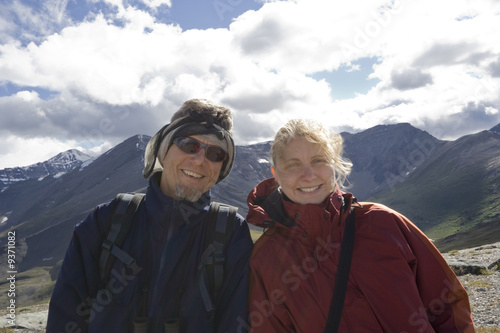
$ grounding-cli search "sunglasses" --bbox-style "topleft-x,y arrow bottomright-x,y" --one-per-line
173,137 -> 227,162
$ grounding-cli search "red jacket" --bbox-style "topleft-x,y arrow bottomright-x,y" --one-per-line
247,178 -> 474,333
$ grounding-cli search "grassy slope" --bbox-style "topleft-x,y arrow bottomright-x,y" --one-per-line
367,132 -> 500,251
368,165 -> 500,251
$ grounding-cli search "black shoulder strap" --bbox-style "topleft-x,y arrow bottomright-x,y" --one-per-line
324,207 -> 356,333
198,202 -> 238,313
99,192 -> 145,282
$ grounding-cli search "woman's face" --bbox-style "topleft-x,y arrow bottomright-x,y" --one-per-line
273,137 -> 335,204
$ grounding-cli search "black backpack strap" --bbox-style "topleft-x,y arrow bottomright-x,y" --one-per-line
198,202 -> 238,314
324,207 -> 356,333
99,192 -> 145,282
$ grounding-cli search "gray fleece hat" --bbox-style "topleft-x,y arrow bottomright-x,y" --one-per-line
143,100 -> 235,183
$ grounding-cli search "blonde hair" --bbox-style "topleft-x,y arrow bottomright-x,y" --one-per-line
270,119 -> 352,190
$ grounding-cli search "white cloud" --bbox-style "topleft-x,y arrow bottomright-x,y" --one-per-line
15,90 -> 40,102
0,135 -> 81,169
1,0 -> 500,168
486,106 -> 499,115
0,0 -> 73,44
141,0 -> 172,9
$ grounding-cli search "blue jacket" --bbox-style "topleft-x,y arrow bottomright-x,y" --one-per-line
47,173 -> 253,333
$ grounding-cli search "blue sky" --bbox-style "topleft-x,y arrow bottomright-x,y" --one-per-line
1,0 -> 500,168
310,57 -> 381,100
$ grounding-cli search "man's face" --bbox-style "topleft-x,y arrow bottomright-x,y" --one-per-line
160,135 -> 224,202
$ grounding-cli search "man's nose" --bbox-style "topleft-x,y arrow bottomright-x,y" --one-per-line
190,148 -> 207,163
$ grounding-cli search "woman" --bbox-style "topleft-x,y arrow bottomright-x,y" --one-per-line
246,119 -> 474,332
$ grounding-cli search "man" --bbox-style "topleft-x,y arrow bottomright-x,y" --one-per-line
46,99 -> 253,332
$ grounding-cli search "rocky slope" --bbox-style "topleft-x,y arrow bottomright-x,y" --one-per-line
442,242 -> 500,328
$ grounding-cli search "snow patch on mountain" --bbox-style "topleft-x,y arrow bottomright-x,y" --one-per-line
0,149 -> 93,190
79,156 -> 97,171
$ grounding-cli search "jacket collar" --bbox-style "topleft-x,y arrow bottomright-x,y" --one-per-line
247,177 -> 351,233
145,172 -> 211,229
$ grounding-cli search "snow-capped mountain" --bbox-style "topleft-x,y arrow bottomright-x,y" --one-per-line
0,149 -> 93,191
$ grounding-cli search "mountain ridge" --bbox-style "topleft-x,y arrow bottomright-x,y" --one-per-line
369,129 -> 500,239
0,122 -> 499,275
0,149 -> 93,192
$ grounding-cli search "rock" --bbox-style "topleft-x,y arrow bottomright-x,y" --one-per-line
488,258 -> 500,270
446,258 -> 489,275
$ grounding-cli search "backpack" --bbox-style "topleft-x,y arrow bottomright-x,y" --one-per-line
99,192 -> 238,317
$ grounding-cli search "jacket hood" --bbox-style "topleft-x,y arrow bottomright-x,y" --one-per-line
246,177 -> 351,230
246,177 -> 287,229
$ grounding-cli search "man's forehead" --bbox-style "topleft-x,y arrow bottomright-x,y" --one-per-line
190,134 -> 225,148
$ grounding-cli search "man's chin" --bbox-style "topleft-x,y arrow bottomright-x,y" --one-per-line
174,184 -> 203,202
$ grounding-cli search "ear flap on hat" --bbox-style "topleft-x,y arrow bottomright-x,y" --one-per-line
217,131 -> 234,183
143,123 -> 169,179
142,116 -> 192,179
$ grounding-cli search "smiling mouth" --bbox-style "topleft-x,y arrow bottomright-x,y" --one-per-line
299,185 -> 320,193
183,169 -> 203,179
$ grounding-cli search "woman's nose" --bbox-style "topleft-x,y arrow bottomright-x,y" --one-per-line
301,165 -> 315,179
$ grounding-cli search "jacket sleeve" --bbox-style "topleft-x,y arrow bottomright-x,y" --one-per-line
248,266 -> 292,332
46,202 -> 114,333
215,214 -> 254,333
398,213 -> 475,332
357,204 -> 475,333
247,235 -> 293,333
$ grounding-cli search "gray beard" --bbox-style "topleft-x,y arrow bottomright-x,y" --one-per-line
174,183 -> 202,202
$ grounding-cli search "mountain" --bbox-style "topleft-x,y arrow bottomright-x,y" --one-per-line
342,123 -> 446,200
369,128 -> 500,245
491,123 -> 500,134
0,149 -> 92,191
211,141 -> 273,209
0,135 -> 151,270
0,123 -> 499,277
